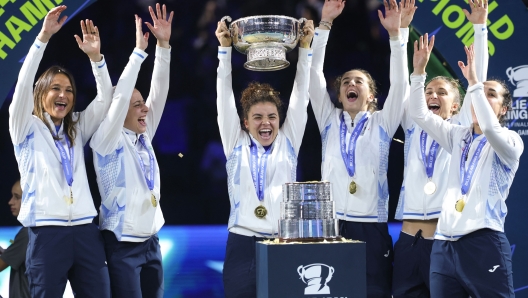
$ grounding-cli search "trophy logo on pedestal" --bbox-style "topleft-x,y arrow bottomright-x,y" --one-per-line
220,15 -> 306,71
297,263 -> 335,295
506,65 -> 528,97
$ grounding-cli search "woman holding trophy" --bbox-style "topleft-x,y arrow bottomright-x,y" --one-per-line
309,0 -> 410,296
215,17 -> 314,297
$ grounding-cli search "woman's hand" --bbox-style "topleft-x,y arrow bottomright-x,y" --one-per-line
300,20 -> 315,49
216,21 -> 232,47
464,0 -> 488,25
320,0 -> 345,29
400,0 -> 417,28
74,19 -> 102,62
378,0 -> 401,38
145,3 -> 173,49
413,33 -> 435,75
37,5 -> 68,43
459,44 -> 478,87
135,14 -> 149,51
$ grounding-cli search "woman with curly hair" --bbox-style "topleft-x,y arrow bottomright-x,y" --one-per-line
215,18 -> 314,297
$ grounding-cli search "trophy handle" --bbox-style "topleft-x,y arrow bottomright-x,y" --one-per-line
298,17 -> 307,38
220,16 -> 234,38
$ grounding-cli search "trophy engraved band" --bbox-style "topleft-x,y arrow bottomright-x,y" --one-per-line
221,15 -> 306,71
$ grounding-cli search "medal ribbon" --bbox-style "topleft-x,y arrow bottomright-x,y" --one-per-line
250,140 -> 272,202
420,130 -> 440,179
340,113 -> 368,177
52,132 -> 74,187
459,136 -> 487,196
136,135 -> 156,191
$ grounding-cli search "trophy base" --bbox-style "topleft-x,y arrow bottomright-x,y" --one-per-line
245,43 -> 289,71
278,236 -> 343,243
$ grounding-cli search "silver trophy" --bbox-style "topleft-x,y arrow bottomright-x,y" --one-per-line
220,15 -> 306,71
279,181 -> 340,241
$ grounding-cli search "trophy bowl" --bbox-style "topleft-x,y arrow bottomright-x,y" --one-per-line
221,15 -> 306,71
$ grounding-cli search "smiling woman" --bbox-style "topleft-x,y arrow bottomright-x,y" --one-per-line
8,5 -> 113,298
215,18 -> 314,297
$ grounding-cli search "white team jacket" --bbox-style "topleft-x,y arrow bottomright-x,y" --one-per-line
217,46 -> 312,237
91,46 -> 170,242
410,76 -> 523,240
396,24 -> 489,220
9,38 -> 112,227
309,28 -> 408,223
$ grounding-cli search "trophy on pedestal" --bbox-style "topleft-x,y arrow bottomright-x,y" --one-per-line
279,181 -> 340,242
220,15 -> 306,71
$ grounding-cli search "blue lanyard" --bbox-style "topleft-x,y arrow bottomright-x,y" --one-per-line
339,112 -> 368,177
420,130 -> 440,179
135,135 -> 156,191
250,140 -> 272,201
459,136 -> 487,196
52,131 -> 74,187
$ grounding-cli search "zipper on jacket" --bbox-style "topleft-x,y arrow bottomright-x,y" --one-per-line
68,190 -> 73,226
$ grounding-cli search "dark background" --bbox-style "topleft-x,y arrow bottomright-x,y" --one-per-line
1,0 -> 410,226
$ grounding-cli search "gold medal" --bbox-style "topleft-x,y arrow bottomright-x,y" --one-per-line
151,193 -> 157,207
424,181 -> 436,195
349,181 -> 357,194
455,198 -> 465,212
254,205 -> 267,219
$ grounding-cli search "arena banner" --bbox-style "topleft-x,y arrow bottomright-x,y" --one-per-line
412,0 -> 528,294
0,0 -> 96,108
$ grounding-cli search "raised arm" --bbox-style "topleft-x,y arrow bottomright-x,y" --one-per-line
399,0 -> 415,130
9,6 -> 67,145
377,0 -> 409,137
144,3 -> 173,138
462,45 -> 523,167
216,20 -> 240,157
75,19 -> 113,144
410,34 -> 455,152
90,15 -> 149,156
309,0 -> 345,132
457,0 -> 489,126
281,20 -> 314,153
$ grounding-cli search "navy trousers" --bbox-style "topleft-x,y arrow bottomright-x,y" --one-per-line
26,224 -> 111,298
223,232 -> 266,298
101,230 -> 164,298
430,228 -> 514,298
392,230 -> 433,298
339,221 -> 393,298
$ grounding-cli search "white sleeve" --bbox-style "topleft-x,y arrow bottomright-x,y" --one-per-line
90,48 -> 148,155
399,27 -> 413,130
217,47 -> 241,157
457,24 -> 489,126
9,39 -> 47,145
470,83 -> 523,167
145,46 -> 171,139
309,29 -> 336,132
409,74 -> 455,153
77,55 -> 113,145
281,47 -> 312,154
377,35 -> 409,137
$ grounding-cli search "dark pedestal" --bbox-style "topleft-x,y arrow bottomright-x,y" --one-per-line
256,241 -> 366,298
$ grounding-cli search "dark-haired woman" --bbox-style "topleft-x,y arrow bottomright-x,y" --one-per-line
9,6 -> 111,297
215,19 -> 314,297
393,1 -> 489,296
309,0 -> 409,296
411,30 -> 522,297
